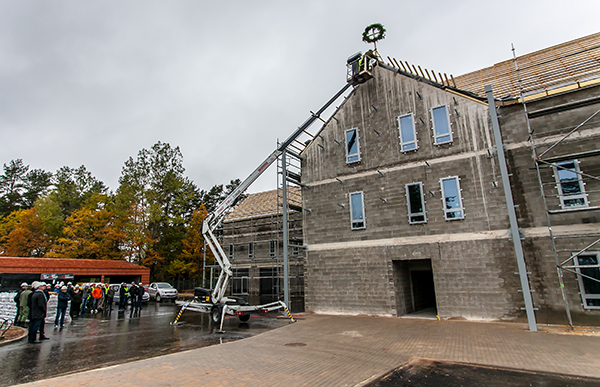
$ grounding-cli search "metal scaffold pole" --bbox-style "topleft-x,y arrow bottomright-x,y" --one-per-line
281,149 -> 290,308
486,85 -> 538,332
511,45 -> 574,328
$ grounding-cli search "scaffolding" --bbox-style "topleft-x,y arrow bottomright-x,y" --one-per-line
513,43 -> 600,328
220,184 -> 305,311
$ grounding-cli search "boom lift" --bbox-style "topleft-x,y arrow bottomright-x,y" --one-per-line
172,52 -> 375,332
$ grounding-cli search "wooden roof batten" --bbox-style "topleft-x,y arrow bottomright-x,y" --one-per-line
381,59 -> 487,105
451,32 -> 600,101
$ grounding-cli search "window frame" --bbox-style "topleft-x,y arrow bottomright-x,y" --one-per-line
349,191 -> 366,230
574,252 -> 600,310
248,242 -> 254,259
345,128 -> 361,164
269,240 -> 277,258
405,182 -> 427,224
440,176 -> 465,220
431,105 -> 453,145
553,159 -> 589,209
398,113 -> 418,152
231,268 -> 249,296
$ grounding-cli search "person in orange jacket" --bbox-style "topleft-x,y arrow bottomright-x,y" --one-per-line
91,284 -> 103,313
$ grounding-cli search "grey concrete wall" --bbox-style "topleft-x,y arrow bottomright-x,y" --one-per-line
305,239 -> 520,320
302,64 -> 600,323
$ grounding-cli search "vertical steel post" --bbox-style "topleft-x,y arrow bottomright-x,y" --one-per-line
510,46 -> 574,328
281,150 -> 290,308
485,85 -> 537,331
202,243 -> 206,288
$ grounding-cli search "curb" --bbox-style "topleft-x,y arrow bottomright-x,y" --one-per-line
0,326 -> 28,347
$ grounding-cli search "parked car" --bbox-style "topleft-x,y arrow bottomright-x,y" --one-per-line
110,284 -> 149,305
147,282 -> 178,302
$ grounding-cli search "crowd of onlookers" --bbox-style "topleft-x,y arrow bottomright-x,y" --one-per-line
12,281 -> 146,344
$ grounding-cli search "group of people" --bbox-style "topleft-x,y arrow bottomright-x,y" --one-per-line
12,280 -> 146,344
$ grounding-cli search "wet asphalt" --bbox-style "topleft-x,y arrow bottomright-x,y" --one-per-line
0,302 -> 288,386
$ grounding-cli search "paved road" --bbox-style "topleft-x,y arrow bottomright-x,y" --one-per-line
0,302 -> 287,386
14,314 -> 600,387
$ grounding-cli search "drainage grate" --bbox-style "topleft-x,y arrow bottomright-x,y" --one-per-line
284,342 -> 307,347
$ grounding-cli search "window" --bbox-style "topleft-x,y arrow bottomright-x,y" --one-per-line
248,242 -> 254,259
345,128 -> 361,163
398,113 -> 418,152
431,105 -> 452,145
228,244 -> 234,260
232,268 -> 249,295
269,240 -> 276,257
440,176 -> 464,220
554,160 -> 588,209
349,191 -> 366,229
292,245 -> 299,256
405,182 -> 427,224
574,253 -> 600,309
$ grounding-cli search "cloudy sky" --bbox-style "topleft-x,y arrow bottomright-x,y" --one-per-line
1,1 -> 599,195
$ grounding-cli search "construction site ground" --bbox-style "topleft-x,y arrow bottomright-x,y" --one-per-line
17,313 -> 600,387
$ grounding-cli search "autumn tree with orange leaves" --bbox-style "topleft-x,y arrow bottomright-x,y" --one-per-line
0,145 -> 242,286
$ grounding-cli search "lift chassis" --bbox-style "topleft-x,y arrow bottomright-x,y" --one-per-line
172,52 -> 374,331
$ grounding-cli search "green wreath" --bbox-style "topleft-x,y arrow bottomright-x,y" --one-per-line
362,23 -> 386,43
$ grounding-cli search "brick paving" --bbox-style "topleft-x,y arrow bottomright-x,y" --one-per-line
19,314 -> 600,386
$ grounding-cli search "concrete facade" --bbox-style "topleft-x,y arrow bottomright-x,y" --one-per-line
301,57 -> 600,324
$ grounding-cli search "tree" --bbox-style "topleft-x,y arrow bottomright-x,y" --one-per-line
22,169 -> 53,208
200,178 -> 244,213
117,141 -> 201,280
4,208 -> 51,257
51,165 -> 107,219
181,204 -> 214,285
0,209 -> 23,255
35,195 -> 65,243
0,159 -> 53,217
0,159 -> 28,215
50,193 -> 123,260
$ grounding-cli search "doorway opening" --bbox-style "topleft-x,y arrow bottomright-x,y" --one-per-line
393,259 -> 437,317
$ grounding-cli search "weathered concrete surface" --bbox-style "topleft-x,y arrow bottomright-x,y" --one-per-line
17,314 -> 600,387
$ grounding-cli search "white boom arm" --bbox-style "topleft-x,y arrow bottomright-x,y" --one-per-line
202,150 -> 281,302
202,82 -> 353,304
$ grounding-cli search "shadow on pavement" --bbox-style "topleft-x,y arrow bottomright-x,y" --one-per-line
374,358 -> 600,387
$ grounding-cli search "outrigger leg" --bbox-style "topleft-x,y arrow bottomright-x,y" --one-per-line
170,300 -> 192,325
215,300 -> 295,334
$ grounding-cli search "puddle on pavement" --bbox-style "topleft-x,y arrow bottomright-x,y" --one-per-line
0,303 -> 287,386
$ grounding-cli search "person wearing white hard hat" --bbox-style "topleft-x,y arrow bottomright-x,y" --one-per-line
55,286 -> 71,327
28,282 -> 49,343
39,283 -> 50,339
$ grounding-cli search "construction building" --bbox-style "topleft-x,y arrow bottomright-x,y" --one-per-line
222,187 -> 305,312
300,32 -> 600,326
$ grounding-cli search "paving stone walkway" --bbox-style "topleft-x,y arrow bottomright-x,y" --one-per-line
19,314 -> 600,387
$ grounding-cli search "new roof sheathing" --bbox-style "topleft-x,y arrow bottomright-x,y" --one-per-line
223,187 -> 302,222
452,32 -> 600,100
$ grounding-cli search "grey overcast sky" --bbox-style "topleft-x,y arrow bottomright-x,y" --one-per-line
1,1 -> 599,195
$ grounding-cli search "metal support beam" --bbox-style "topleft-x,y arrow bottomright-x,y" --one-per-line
486,85 -> 538,332
281,150 -> 291,309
